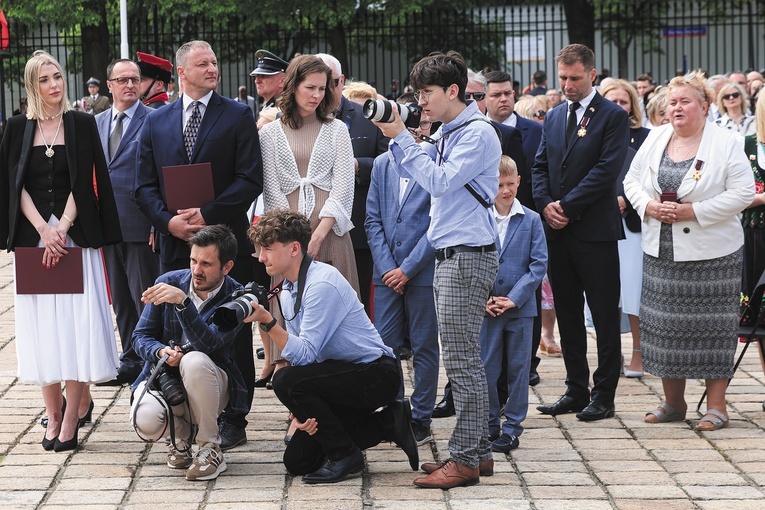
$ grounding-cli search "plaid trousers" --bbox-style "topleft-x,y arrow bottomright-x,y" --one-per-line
433,250 -> 498,468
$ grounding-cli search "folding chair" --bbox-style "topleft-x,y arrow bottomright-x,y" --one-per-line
695,269 -> 765,415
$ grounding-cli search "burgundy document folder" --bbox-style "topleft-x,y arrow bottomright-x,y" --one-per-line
162,162 -> 215,213
15,247 -> 84,294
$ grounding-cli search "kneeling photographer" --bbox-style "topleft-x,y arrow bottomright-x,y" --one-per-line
129,225 -> 246,482
244,209 -> 419,485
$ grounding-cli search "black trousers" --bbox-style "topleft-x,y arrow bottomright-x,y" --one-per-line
162,254 -> 255,428
546,231 -> 621,404
273,356 -> 400,465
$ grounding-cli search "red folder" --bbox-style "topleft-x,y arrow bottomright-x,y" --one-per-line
162,162 -> 215,213
15,247 -> 84,294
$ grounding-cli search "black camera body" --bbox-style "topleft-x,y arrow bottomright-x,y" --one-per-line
153,339 -> 192,407
212,282 -> 270,332
363,99 -> 422,129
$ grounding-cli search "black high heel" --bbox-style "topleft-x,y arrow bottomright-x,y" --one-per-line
42,432 -> 57,451
77,400 -> 94,428
53,427 -> 78,452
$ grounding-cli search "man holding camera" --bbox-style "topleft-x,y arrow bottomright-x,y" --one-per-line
246,209 -> 418,485
372,51 -> 501,489
130,225 -> 247,481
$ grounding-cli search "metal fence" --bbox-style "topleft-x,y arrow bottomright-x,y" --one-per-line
1,1 -> 762,118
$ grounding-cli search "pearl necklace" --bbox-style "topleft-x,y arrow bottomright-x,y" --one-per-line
38,114 -> 63,158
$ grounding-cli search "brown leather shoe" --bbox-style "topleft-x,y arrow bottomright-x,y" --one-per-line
421,458 -> 494,476
413,459 -> 479,488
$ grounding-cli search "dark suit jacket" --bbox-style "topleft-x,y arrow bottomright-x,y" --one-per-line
616,147 -> 640,233
531,92 -> 629,242
629,126 -> 649,152
335,97 -> 389,249
0,111 -> 122,250
514,114 -> 543,174
96,103 -> 153,243
493,120 -> 534,211
135,92 -> 263,264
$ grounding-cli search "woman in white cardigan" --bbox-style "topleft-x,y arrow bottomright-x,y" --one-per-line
257,55 -> 359,383
623,73 -> 754,432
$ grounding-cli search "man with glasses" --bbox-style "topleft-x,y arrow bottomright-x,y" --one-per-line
96,59 -> 160,386
431,69 -> 531,420
316,53 -> 388,318
373,51 -> 501,489
137,51 -> 173,109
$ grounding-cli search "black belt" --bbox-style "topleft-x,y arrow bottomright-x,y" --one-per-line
435,244 -> 496,261
371,356 -> 398,367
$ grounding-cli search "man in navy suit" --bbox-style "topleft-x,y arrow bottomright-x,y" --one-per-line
96,59 -> 160,385
135,40 -> 263,449
531,44 -> 629,422
317,53 -> 389,317
366,93 -> 438,445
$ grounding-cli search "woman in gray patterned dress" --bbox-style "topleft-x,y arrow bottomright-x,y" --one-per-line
623,73 -> 754,431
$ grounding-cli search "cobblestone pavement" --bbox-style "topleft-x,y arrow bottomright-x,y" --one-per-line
1,251 -> 765,509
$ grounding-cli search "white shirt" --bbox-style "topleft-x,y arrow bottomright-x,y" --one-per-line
494,199 -> 524,248
182,91 -> 213,130
188,278 -> 224,312
567,88 -> 597,125
108,100 -> 140,136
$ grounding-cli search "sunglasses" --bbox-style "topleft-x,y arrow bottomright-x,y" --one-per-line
465,92 -> 486,101
332,78 -> 341,87
722,92 -> 741,100
533,110 -> 546,119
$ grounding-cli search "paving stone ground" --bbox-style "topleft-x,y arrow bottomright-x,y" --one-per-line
1,250 -> 764,508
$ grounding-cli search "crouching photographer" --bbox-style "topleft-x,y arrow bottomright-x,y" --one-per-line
129,225 -> 246,481
244,209 -> 419,485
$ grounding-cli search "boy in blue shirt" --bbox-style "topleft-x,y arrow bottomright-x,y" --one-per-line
480,156 -> 548,452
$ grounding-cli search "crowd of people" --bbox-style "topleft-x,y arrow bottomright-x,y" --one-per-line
1,40 -> 763,490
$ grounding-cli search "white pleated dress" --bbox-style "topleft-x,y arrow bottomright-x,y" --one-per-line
15,215 -> 118,386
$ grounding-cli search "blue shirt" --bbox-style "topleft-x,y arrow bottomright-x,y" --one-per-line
280,261 -> 395,366
389,101 -> 501,249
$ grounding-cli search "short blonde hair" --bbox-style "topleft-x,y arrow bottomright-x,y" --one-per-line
601,79 -> 643,129
498,155 -> 518,178
716,82 -> 748,118
24,50 -> 72,120
342,80 -> 377,103
646,86 -> 669,125
667,72 -> 714,116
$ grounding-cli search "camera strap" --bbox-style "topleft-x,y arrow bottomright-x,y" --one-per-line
419,117 -> 501,209
276,253 -> 313,322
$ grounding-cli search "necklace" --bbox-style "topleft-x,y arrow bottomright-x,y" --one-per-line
672,135 -> 702,161
38,115 -> 63,158
43,112 -> 61,121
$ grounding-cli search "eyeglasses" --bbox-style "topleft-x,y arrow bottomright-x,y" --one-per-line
465,92 -> 486,101
414,87 -> 446,103
722,92 -> 741,100
418,120 -> 432,130
533,110 -> 546,119
332,78 -> 341,87
108,77 -> 141,86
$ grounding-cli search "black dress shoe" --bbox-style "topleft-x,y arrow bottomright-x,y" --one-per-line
529,369 -> 540,387
219,421 -> 247,450
42,432 -> 57,451
537,395 -> 588,416
576,400 -> 615,421
53,428 -> 78,452
302,448 -> 364,484
77,400 -> 94,429
253,376 -> 271,388
432,396 -> 455,418
256,347 -> 265,360
388,399 -> 419,470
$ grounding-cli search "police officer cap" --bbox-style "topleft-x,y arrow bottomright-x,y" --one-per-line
136,51 -> 173,84
250,49 -> 289,76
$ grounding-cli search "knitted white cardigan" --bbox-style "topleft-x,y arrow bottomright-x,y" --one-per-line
260,118 -> 355,236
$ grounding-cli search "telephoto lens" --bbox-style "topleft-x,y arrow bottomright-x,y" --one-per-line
363,99 -> 423,129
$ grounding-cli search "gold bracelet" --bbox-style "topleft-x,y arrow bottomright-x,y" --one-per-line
62,213 -> 74,227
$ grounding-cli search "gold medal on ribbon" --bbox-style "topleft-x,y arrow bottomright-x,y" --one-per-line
577,127 -> 587,137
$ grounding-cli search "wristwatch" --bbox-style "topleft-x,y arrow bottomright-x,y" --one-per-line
260,316 -> 278,333
176,296 -> 191,311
